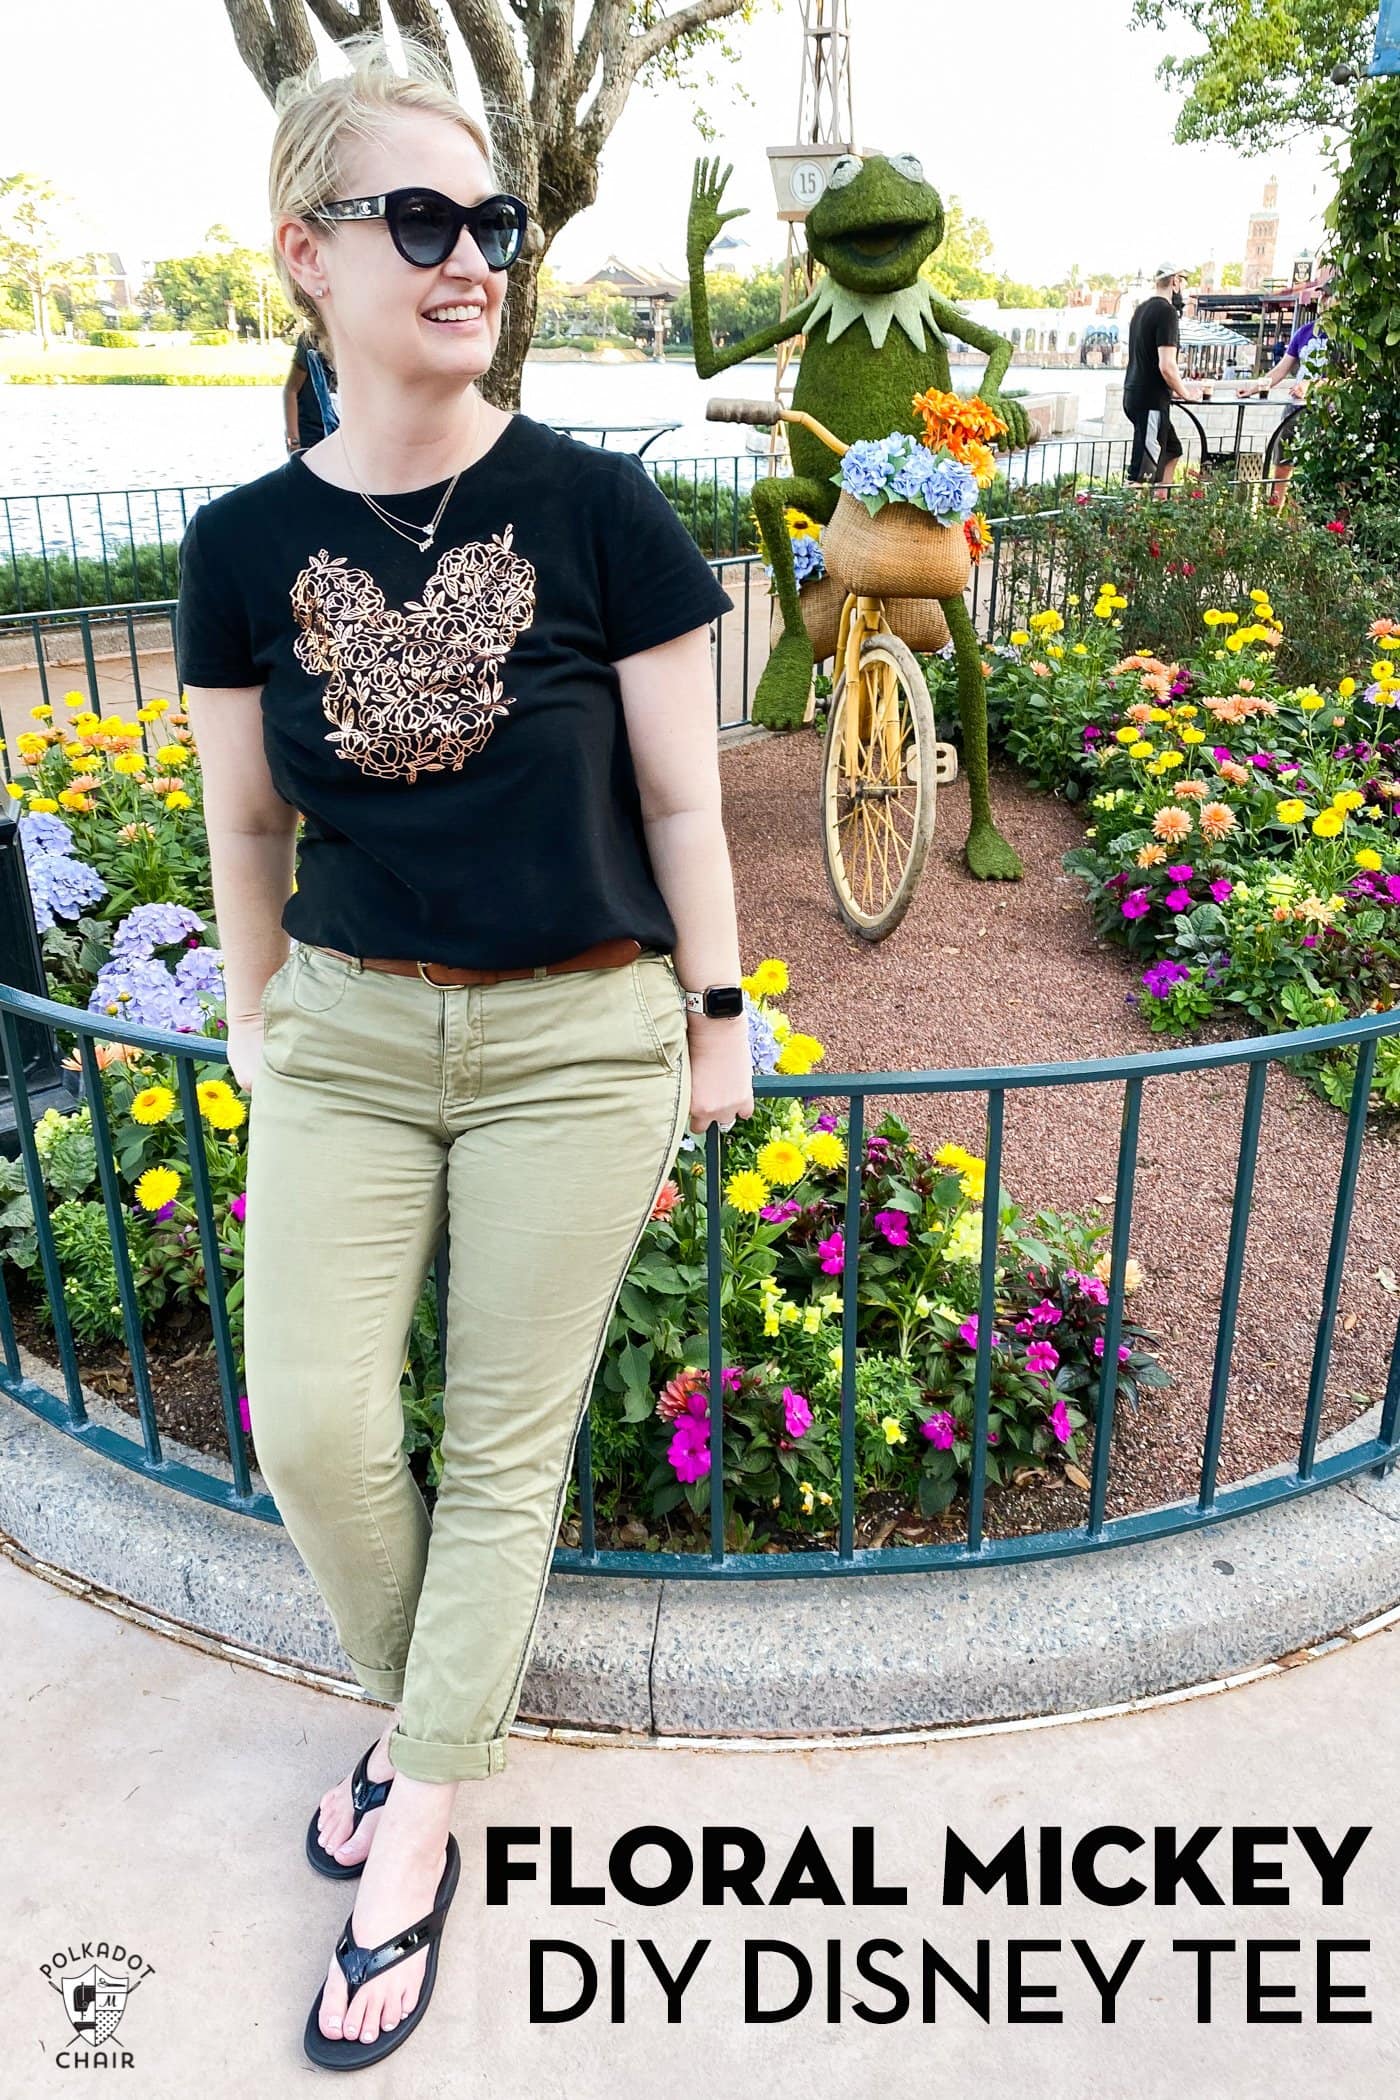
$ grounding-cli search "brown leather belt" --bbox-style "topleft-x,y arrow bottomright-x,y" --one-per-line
306,934 -> 644,988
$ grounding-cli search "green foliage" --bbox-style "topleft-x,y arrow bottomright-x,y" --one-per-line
1291,78 -> 1400,561
648,465 -> 759,556
0,539 -> 180,614
995,481 -> 1399,687
1129,0 -> 1375,153
86,329 -> 137,349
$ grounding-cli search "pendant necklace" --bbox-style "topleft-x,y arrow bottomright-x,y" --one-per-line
336,429 -> 467,553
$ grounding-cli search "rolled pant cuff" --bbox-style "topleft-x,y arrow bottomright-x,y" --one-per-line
388,1728 -> 509,1782
345,1655 -> 407,1701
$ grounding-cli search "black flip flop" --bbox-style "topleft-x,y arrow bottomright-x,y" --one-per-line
303,1832 -> 461,2071
306,1736 -> 395,1879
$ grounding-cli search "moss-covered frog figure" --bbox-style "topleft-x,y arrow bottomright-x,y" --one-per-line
687,148 -> 1029,879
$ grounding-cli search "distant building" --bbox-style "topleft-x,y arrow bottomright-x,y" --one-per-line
1242,178 -> 1280,292
572,254 -> 687,350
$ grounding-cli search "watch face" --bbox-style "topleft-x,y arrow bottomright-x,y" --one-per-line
705,985 -> 745,1019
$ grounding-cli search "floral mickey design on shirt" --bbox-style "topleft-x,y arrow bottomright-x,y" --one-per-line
289,526 -> 537,783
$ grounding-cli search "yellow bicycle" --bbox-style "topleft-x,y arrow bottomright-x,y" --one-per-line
707,397 -> 958,940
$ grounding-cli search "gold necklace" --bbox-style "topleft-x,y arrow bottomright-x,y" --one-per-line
335,430 -> 467,553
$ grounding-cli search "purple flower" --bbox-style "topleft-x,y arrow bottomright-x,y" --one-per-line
745,1000 -> 780,1075
1301,933 -> 1318,947
920,1411 -> 956,1449
1165,863 -> 1194,881
1121,888 -> 1151,920
1209,878 -> 1234,904
813,1111 -> 839,1133
760,1198 -> 802,1224
1212,746 -> 1232,763
865,1136 -> 893,1156
27,850 -> 107,935
1082,724 -> 1102,743
1141,958 -> 1191,999
1164,886 -> 1191,913
782,1385 -> 812,1438
1249,752 -> 1274,770
1014,1318 -> 1035,1338
873,1208 -> 910,1247
1048,1400 -> 1073,1445
1026,1339 -> 1060,1377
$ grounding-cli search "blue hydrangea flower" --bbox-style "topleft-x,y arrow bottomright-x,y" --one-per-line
174,945 -> 226,999
835,440 -> 893,499
921,456 -> 979,524
110,902 -> 206,960
792,535 -> 826,585
745,994 -> 779,1075
19,811 -> 75,862
87,954 -> 214,1035
27,852 -> 107,934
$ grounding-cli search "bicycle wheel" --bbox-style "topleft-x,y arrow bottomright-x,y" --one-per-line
821,628 -> 937,941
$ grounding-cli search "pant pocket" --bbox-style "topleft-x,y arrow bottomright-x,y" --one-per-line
630,954 -> 687,1073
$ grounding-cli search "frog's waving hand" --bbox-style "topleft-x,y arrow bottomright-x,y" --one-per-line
688,150 -> 1027,880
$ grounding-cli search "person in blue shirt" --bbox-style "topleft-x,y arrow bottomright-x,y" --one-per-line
1235,289 -> 1331,507
283,328 -> 340,456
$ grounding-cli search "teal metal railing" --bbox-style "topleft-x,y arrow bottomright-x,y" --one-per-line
1,975 -> 1396,1575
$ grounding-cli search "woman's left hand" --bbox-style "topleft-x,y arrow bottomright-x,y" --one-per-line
685,1020 -> 754,1136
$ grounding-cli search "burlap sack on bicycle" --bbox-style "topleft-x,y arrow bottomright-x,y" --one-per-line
823,490 -> 971,600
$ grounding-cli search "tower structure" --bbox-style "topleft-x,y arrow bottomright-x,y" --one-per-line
1242,177 -> 1280,291
763,0 -> 856,469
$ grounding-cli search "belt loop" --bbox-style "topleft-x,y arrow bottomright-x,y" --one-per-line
532,964 -> 549,981
347,952 -> 364,974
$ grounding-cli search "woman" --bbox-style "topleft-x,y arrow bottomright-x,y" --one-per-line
174,33 -> 754,2072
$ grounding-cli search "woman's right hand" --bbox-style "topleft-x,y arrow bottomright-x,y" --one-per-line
225,1014 -> 266,1098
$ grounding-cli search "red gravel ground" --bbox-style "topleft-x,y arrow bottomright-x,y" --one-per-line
718,728 -> 1400,1527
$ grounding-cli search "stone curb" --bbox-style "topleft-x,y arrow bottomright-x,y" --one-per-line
2,1342 -> 1398,1738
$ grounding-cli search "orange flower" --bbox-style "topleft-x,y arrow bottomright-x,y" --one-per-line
1236,678 -> 1255,693
1136,843 -> 1168,867
1217,760 -> 1251,788
1029,661 -> 1052,677
1173,780 -> 1208,801
650,1178 -> 681,1220
1199,801 -> 1236,841
1367,618 -> 1399,639
67,773 -> 100,792
1152,806 -> 1193,843
1126,702 -> 1156,725
656,1365 -> 707,1423
60,1041 -> 142,1074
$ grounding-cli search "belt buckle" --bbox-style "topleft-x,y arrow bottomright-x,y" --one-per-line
416,958 -> 461,987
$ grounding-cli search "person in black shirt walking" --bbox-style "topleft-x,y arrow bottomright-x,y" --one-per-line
176,29 -> 751,2074
1122,264 -> 1202,486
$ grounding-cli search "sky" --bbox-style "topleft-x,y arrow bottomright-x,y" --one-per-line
2,0 -> 1338,289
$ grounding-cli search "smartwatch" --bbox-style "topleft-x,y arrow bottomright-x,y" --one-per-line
681,983 -> 745,1019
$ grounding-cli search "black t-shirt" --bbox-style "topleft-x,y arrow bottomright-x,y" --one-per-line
1123,294 -> 1179,412
173,412 -> 734,967
291,333 -> 337,447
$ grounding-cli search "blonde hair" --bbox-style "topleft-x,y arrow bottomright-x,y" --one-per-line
268,31 -> 498,360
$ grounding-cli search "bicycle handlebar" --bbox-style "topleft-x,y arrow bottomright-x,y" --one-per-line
705,397 -> 784,425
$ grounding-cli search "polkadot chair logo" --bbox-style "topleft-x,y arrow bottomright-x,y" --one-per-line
40,1941 -> 153,2070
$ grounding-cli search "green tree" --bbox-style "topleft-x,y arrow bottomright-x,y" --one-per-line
0,172 -> 86,349
1291,74 -> 1400,560
1129,0 -> 1377,152
154,227 -> 294,337
219,0 -> 767,413
919,195 -> 998,300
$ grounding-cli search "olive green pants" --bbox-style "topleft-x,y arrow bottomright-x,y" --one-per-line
243,942 -> 691,1783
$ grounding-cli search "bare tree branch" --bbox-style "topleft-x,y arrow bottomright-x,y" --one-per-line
304,0 -> 383,40
384,0 -> 454,72
581,0 -> 748,147
222,0 -> 319,98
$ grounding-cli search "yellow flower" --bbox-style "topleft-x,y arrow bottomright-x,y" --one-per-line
1275,799 -> 1307,825
802,1305 -> 822,1335
1175,704 -> 1198,718
1147,707 -> 1170,722
774,1032 -> 824,1076
131,1085 -> 177,1124
26,796 -> 60,813
881,1416 -> 906,1445
63,690 -> 87,708
959,1157 -> 987,1202
196,1080 -> 246,1131
724,1168 -> 770,1214
1248,588 -> 1269,603
1202,609 -> 1227,627
1311,808 -> 1345,838
1157,749 -> 1184,769
1180,727 -> 1206,745
1128,740 -> 1154,759
135,1165 -> 181,1212
1339,678 -> 1356,698
146,696 -> 171,716
1218,611 -> 1240,625
803,1130 -> 846,1170
1046,643 -> 1064,659
57,789 -> 91,811
1114,725 -> 1139,745
1298,692 -> 1325,713
1010,630 -> 1031,647
756,1137 -> 806,1185
111,752 -> 146,775
1373,663 -> 1393,681
1382,636 -> 1400,651
29,704 -> 54,721
1028,608 -> 1064,634
166,790 -> 193,811
5,784 -> 24,801
935,1143 -> 971,1172
1333,788 -> 1365,812
1092,600 -> 1114,620
153,743 -> 191,768
764,1311 -> 781,1336
1356,848 -> 1384,872
750,957 -> 789,998
1072,643 -> 1088,655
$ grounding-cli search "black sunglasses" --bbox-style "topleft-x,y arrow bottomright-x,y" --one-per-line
311,186 -> 529,271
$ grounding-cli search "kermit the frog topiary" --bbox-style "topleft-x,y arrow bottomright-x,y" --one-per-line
688,148 -> 1028,879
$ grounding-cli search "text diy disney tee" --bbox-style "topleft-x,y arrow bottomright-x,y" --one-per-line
173,411 -> 734,967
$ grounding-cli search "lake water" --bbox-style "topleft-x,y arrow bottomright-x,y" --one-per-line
1,359 -> 1112,501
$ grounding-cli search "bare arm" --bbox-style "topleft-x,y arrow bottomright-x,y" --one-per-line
283,362 -> 306,447
1244,352 -> 1300,396
1157,345 -> 1198,402
182,686 -> 300,1024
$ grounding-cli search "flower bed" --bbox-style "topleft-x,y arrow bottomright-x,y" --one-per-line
982,586 -> 1400,1108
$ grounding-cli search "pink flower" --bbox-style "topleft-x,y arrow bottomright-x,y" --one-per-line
760,1198 -> 802,1223
1165,864 -> 1194,880
1070,1270 -> 1110,1306
1029,1299 -> 1062,1327
1209,878 -> 1234,904
920,1411 -> 956,1449
1026,1339 -> 1060,1377
237,1392 -> 251,1433
1092,1335 -> 1131,1362
874,1209 -> 910,1246
958,1313 -> 1003,1351
229,1192 -> 247,1224
1164,886 -> 1191,912
1121,889 -> 1150,920
668,1415 -> 711,1481
817,1230 -> 845,1274
1048,1399 -> 1073,1445
1014,1318 -> 1035,1338
782,1385 -> 812,1438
